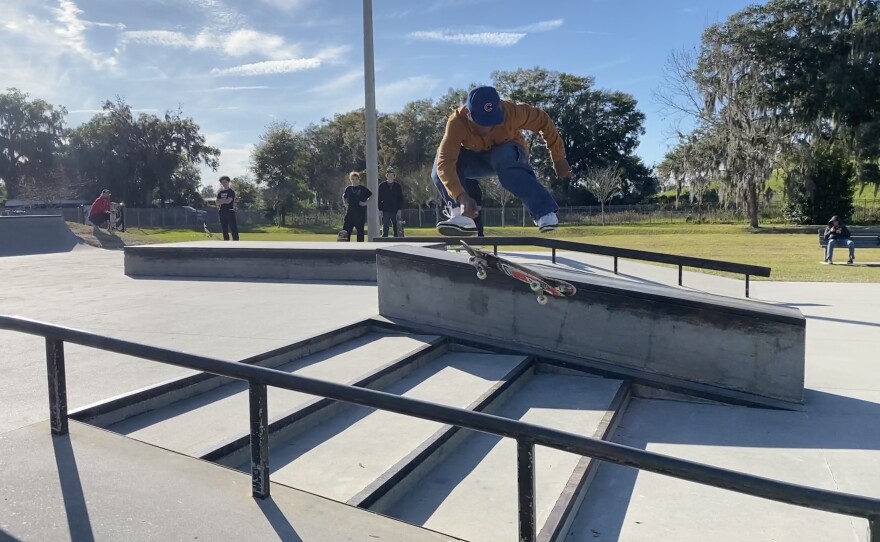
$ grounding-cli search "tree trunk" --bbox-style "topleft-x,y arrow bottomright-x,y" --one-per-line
501,203 -> 506,227
747,180 -> 759,228
600,201 -> 606,226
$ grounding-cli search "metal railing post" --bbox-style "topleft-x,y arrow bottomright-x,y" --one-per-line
868,517 -> 878,542
613,256 -> 619,275
494,245 -> 498,256
517,439 -> 536,542
745,275 -> 750,298
45,338 -> 68,435
552,247 -> 557,264
249,382 -> 270,499
678,265 -> 683,286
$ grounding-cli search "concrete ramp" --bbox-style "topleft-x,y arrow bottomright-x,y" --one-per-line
0,215 -> 84,257
376,245 -> 807,408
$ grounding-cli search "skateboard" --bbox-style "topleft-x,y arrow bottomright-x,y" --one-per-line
337,230 -> 350,242
460,241 -> 577,305
203,222 -> 215,238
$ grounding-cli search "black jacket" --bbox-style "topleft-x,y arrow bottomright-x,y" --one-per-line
378,181 -> 404,213
824,216 -> 851,240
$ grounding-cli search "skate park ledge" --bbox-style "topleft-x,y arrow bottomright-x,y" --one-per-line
123,241 -> 444,281
376,245 -> 806,407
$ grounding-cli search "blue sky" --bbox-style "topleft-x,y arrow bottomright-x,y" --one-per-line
2,0 -> 757,185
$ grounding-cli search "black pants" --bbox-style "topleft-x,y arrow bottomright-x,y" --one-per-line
382,212 -> 400,237
463,179 -> 485,237
343,214 -> 366,242
219,209 -> 239,241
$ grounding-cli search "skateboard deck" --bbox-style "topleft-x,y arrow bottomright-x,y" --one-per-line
460,241 -> 576,305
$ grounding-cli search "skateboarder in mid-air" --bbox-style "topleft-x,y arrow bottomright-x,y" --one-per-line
432,86 -> 573,236
340,171 -> 372,242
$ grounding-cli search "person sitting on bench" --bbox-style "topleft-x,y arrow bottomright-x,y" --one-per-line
824,215 -> 855,265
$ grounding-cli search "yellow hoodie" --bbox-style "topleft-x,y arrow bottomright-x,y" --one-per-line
436,100 -> 570,201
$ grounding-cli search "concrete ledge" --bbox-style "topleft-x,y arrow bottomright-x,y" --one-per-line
124,241 -> 445,281
376,246 -> 806,406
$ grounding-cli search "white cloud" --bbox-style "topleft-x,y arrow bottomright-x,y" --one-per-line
376,76 -> 441,111
211,58 -> 322,77
123,28 -> 300,60
52,0 -> 118,69
408,31 -> 525,47
261,0 -> 311,11
514,19 -> 564,33
309,70 -> 363,94
210,86 -> 272,91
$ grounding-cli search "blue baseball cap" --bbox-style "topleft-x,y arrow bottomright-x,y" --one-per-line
467,86 -> 504,127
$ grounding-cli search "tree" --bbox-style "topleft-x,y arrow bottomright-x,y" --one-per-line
251,121 -> 312,225
782,143 -> 856,224
0,89 -> 66,200
200,185 -> 216,201
582,165 -> 623,225
482,181 -> 516,226
67,98 -> 219,206
491,68 -> 656,205
231,175 -> 260,209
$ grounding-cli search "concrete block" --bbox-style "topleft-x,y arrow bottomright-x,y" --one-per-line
376,246 -> 806,405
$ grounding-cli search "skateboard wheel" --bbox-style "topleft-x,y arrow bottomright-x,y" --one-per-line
477,269 -> 488,280
537,295 -> 548,305
529,281 -> 543,293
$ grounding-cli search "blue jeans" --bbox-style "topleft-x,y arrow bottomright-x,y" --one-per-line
432,142 -> 558,219
826,238 -> 855,260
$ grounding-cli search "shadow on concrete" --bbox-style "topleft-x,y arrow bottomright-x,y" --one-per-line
256,497 -> 303,542
0,528 -> 24,542
126,275 -> 375,286
51,435 -> 95,542
804,315 -> 880,329
571,389 -> 880,539
510,252 -> 684,291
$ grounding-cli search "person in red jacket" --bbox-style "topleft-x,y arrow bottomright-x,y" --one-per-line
88,189 -> 113,228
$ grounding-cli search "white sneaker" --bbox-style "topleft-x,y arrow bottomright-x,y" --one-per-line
535,212 -> 558,233
437,205 -> 477,236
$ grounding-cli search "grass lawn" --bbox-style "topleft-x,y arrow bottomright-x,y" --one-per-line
69,222 -> 879,283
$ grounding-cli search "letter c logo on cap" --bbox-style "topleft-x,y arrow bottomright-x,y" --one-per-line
484,103 -> 493,113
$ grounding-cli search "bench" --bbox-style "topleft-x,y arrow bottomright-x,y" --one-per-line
818,228 -> 880,252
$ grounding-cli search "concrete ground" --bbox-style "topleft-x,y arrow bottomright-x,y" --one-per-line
0,245 -> 878,541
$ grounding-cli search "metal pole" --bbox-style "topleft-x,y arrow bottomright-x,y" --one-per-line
517,439 -> 537,542
249,382 -> 270,499
745,274 -> 750,298
45,338 -> 68,435
363,0 -> 380,241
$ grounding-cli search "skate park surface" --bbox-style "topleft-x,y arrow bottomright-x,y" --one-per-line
1,243 -> 879,541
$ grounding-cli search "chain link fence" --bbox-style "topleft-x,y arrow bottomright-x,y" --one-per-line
7,199 -> 879,229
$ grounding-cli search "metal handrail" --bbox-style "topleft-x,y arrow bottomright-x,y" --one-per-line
2,315 -> 875,542
374,236 -> 771,298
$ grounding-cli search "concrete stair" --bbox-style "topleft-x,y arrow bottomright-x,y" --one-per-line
224,352 -> 532,503
72,328 -> 636,542
382,370 -> 628,542
93,332 -> 442,457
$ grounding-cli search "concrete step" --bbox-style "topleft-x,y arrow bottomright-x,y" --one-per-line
236,352 -> 532,503
103,332 -> 439,456
385,373 -> 626,542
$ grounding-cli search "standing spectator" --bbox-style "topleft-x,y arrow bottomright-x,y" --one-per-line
341,171 -> 372,242
88,189 -> 113,229
378,167 -> 405,237
216,176 -> 239,241
823,215 -> 855,264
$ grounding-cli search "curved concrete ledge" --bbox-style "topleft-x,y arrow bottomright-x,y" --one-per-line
376,246 -> 806,406
124,241 -> 442,281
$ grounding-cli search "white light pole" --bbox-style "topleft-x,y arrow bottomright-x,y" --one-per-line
363,0 -> 380,240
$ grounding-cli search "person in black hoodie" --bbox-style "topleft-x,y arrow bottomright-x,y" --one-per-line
341,171 -> 372,242
823,215 -> 855,264
378,168 -> 405,237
